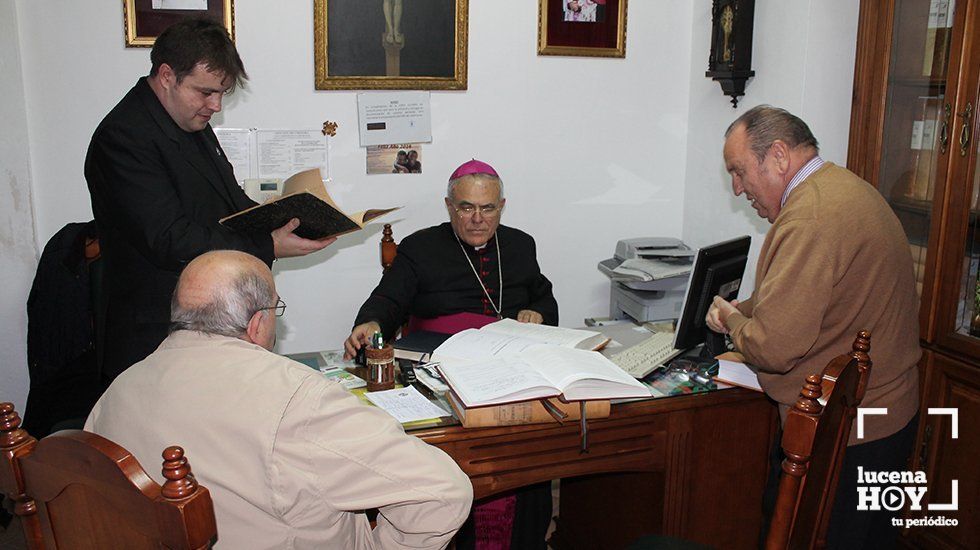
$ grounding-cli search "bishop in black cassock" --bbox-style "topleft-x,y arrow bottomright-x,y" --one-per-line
353,221 -> 558,339
344,159 -> 558,549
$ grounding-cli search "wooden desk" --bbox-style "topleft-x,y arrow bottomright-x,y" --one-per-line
412,386 -> 777,549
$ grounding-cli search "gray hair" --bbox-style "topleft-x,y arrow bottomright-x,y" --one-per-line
169,270 -> 275,337
446,173 -> 505,202
725,104 -> 819,162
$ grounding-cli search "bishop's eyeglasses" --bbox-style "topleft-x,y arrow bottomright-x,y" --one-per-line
452,202 -> 501,218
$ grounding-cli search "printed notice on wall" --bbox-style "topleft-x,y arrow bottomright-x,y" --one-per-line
213,128 -> 330,182
212,128 -> 251,183
254,130 -> 329,179
357,92 -> 432,147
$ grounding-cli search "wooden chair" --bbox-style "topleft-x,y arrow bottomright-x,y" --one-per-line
765,330 -> 873,550
0,402 -> 217,549
628,331 -> 873,550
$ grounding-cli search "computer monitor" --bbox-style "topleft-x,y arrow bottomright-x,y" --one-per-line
673,236 -> 752,357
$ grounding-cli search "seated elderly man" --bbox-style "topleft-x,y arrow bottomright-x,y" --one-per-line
345,159 -> 559,357
86,250 -> 472,549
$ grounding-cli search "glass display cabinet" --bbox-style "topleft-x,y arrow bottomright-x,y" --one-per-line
849,1 -> 979,547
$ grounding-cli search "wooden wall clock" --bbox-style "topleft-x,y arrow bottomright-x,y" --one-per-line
706,0 -> 755,108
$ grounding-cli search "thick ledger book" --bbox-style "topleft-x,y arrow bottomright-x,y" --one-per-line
220,168 -> 399,239
435,318 -> 610,354
447,392 -> 610,428
393,330 -> 452,362
714,351 -> 763,392
433,327 -> 649,407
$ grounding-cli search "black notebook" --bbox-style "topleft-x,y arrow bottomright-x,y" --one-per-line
393,331 -> 452,362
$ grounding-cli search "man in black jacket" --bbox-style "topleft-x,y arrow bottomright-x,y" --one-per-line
86,18 -> 333,384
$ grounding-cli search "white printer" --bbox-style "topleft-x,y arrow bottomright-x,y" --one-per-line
597,237 -> 694,323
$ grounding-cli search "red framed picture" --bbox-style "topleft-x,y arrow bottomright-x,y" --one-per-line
124,0 -> 234,47
538,0 -> 627,57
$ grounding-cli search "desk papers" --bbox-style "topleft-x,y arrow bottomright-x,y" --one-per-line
364,386 -> 451,423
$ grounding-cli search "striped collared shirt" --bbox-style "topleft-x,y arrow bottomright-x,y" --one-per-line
781,156 -> 825,207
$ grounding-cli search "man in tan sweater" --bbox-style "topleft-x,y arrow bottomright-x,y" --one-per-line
707,105 -> 919,548
87,251 -> 472,549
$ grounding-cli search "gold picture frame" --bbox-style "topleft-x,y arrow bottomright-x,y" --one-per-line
123,0 -> 235,48
538,0 -> 627,58
314,0 -> 468,90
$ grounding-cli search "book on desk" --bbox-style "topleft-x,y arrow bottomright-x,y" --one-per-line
393,319 -> 611,379
714,351 -> 763,392
446,392 -> 610,428
432,325 -> 649,408
393,330 -> 452,362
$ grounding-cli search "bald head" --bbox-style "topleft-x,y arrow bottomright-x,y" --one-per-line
170,250 -> 277,344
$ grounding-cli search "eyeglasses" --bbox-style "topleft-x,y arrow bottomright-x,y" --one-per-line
453,203 -> 501,218
258,298 -> 286,317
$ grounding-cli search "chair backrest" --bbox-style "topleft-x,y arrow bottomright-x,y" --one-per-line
381,223 -> 397,271
0,402 -> 217,550
765,331 -> 873,550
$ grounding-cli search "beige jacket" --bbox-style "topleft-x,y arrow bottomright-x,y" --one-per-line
86,331 -> 472,549
726,163 -> 920,445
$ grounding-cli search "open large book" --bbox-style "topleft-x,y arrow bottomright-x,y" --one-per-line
220,168 -> 398,239
433,320 -> 648,407
433,318 -> 610,356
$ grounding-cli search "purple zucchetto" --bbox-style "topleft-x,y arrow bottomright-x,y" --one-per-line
449,159 -> 499,180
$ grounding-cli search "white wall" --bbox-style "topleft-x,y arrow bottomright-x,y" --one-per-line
1,0 -> 38,414
4,0 -> 860,409
682,0 -> 860,296
16,0 -> 693,355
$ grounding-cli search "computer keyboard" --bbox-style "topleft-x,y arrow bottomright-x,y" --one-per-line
609,332 -> 683,379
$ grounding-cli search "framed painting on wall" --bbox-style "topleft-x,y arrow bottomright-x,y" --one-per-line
124,0 -> 234,47
314,0 -> 469,90
538,0 -> 627,57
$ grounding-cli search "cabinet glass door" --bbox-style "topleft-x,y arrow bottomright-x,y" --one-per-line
936,0 -> 980,349
954,104 -> 980,338
878,0 -> 957,299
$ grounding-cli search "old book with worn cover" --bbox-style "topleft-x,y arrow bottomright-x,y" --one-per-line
447,392 -> 610,428
220,168 -> 398,239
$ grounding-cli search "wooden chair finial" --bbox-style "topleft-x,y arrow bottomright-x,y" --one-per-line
793,374 -> 824,415
851,330 -> 871,361
850,330 -> 872,404
380,223 -> 397,272
0,402 -> 30,448
161,445 -> 199,500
